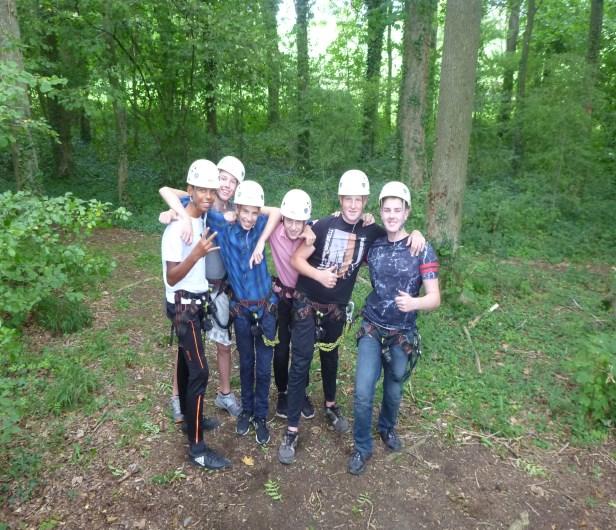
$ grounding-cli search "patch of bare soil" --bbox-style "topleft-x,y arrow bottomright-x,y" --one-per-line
2,229 -> 615,529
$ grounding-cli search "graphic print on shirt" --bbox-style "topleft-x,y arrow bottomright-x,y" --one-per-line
319,227 -> 367,280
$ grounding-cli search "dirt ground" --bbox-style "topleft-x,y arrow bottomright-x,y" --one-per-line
2,229 -> 615,530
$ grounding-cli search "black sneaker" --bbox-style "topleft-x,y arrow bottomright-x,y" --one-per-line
347,450 -> 370,475
189,446 -> 231,470
236,411 -> 252,436
253,418 -> 270,445
181,417 -> 220,434
301,395 -> 315,419
275,392 -> 288,419
379,428 -> 402,451
323,404 -> 349,433
277,430 -> 298,464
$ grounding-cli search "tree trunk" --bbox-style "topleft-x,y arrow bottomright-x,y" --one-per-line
262,0 -> 281,125
0,0 -> 42,191
398,0 -> 437,190
104,6 -> 129,204
585,0 -> 604,116
426,0 -> 482,250
512,0 -> 537,176
361,0 -> 387,159
498,0 -> 521,130
383,0 -> 393,131
295,0 -> 310,171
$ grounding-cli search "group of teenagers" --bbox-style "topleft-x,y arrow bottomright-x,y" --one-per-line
160,155 -> 440,476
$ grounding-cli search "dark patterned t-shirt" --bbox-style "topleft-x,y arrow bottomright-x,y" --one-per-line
362,237 -> 439,331
295,215 -> 385,305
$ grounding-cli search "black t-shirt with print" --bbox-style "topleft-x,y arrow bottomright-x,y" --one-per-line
296,215 -> 385,305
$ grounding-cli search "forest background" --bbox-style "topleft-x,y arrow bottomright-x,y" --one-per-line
0,0 -> 615,521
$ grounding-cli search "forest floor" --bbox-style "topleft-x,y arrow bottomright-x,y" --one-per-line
2,229 -> 615,530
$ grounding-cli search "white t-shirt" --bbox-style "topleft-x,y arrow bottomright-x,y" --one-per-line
161,216 -> 209,303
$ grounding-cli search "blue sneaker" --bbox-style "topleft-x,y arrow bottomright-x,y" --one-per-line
236,411 -> 252,436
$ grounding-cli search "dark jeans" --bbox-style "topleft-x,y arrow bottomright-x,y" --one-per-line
234,310 -> 275,420
273,296 -> 308,394
167,301 -> 209,450
286,296 -> 345,428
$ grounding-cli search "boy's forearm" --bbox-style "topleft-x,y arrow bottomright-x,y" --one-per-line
257,207 -> 282,246
160,187 -> 189,220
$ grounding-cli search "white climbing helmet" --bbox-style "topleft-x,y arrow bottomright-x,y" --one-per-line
217,155 -> 245,183
280,189 -> 312,221
186,159 -> 220,188
378,181 -> 411,208
234,180 -> 264,207
338,169 -> 370,196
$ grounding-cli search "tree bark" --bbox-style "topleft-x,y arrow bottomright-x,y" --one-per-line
512,0 -> 537,176
262,0 -> 281,125
426,0 -> 482,249
0,0 -> 42,191
383,0 -> 394,131
295,0 -> 310,171
498,0 -> 521,130
361,0 -> 387,159
104,5 -> 129,204
398,0 -> 437,190
585,0 -> 604,116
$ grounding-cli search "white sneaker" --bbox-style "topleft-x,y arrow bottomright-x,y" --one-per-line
214,392 -> 242,417
170,395 -> 184,424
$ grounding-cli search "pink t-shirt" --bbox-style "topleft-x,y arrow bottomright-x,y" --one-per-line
269,222 -> 303,288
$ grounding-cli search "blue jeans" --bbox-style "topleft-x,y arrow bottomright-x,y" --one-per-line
234,310 -> 275,420
352,330 -> 408,457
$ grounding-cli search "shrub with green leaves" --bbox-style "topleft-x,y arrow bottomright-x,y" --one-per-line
0,190 -> 130,329
570,333 -> 616,429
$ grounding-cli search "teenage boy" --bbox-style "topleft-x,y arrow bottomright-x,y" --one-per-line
160,156 -> 245,421
202,180 -> 281,445
278,170 -> 426,465
161,159 -> 230,470
348,182 -> 440,475
250,189 -> 316,419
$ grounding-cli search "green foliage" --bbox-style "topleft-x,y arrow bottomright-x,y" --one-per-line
264,479 -> 282,501
151,469 -> 187,486
44,363 -> 100,415
569,333 -> 616,429
0,191 -> 129,329
33,295 -> 93,335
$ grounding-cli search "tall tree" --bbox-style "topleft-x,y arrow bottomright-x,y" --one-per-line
585,0 -> 604,116
512,0 -> 537,176
262,0 -> 281,125
0,0 -> 41,191
498,0 -> 522,129
361,0 -> 387,159
427,0 -> 482,249
398,0 -> 437,190
383,0 -> 394,131
103,3 -> 129,204
295,0 -> 310,171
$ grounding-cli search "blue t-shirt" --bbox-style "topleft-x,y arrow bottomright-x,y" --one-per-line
362,237 -> 439,331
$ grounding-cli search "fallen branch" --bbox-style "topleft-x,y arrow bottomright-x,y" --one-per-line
468,303 -> 500,329
117,276 -> 158,292
463,326 -> 483,374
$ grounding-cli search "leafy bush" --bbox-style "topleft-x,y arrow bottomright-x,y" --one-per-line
0,191 -> 129,329
570,333 -> 616,428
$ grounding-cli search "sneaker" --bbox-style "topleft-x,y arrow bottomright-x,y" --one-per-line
379,428 -> 402,451
275,392 -> 288,419
277,430 -> 298,465
236,411 -> 252,436
170,396 -> 184,424
347,450 -> 371,475
301,395 -> 315,419
215,391 -> 242,417
189,446 -> 231,470
180,417 -> 220,434
253,418 -> 270,445
324,404 -> 350,433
